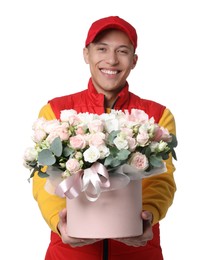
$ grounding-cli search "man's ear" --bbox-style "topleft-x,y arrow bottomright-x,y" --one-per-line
83,47 -> 89,64
132,54 -> 138,69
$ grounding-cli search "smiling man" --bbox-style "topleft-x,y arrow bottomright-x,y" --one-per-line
32,16 -> 177,260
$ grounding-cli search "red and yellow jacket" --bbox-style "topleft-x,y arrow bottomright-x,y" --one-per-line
33,78 -> 176,259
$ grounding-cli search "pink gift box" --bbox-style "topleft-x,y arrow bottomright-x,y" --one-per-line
66,179 -> 142,239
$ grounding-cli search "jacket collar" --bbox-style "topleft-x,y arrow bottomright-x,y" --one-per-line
87,78 -> 130,110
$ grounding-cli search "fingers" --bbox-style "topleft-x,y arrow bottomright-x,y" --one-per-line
58,209 -> 101,247
65,237 -> 101,248
114,237 -> 147,247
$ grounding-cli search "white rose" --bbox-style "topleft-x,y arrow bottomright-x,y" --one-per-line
113,136 -> 128,150
83,146 -> 100,163
60,109 -> 77,122
23,147 -> 37,162
97,145 -> 110,159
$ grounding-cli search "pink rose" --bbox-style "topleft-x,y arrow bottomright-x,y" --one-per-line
88,119 -> 104,133
153,126 -> 172,142
43,120 -> 60,134
70,135 -> 86,149
125,109 -> 149,124
66,158 -> 81,174
33,129 -> 47,143
88,133 -> 105,147
129,152 -> 149,170
75,126 -> 86,135
46,123 -> 69,143
32,117 -> 46,131
127,136 -> 137,151
136,131 -> 149,146
55,123 -> 70,141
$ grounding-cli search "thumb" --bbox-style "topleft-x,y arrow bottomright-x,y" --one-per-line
59,208 -> 67,224
141,211 -> 153,222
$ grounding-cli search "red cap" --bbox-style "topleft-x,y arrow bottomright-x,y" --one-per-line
85,16 -> 137,51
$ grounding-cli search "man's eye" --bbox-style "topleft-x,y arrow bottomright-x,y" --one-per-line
97,47 -> 106,51
118,50 -> 128,54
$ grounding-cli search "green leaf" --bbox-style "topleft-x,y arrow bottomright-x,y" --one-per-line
38,171 -> 50,178
109,158 -> 121,168
149,155 -> 163,167
117,149 -> 131,161
28,170 -> 35,182
63,146 -> 74,157
50,137 -> 62,157
104,155 -> 114,167
28,161 -> 37,167
160,152 -> 169,160
107,130 -> 120,144
38,149 -> 56,166
170,134 -> 178,148
109,147 -> 120,157
171,148 -> 177,160
144,146 -> 152,157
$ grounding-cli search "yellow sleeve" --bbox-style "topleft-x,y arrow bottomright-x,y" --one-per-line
32,103 -> 66,234
142,108 -> 177,225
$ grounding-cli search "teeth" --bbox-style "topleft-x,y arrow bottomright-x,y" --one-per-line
101,69 -> 117,75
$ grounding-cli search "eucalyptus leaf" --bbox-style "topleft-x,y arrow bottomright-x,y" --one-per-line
63,146 -> 74,157
38,149 -> 56,166
117,149 -> 131,160
109,146 -> 119,156
38,171 -> 50,178
149,155 -> 163,167
104,155 -> 114,166
161,152 -> 169,160
50,137 -> 62,157
107,130 -> 120,144
28,161 -> 37,167
110,158 -> 121,168
144,146 -> 151,157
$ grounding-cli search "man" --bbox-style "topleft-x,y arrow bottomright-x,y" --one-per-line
33,16 -> 176,259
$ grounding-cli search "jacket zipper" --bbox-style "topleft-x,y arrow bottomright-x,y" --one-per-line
103,239 -> 108,260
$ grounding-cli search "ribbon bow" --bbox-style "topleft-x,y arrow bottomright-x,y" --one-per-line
55,162 -> 110,201
82,162 -> 110,201
54,162 -> 167,201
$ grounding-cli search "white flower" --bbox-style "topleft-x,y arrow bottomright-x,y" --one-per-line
83,146 -> 101,163
60,109 -> 77,122
32,129 -> 47,143
43,120 -> 60,134
104,118 -> 120,133
24,147 -> 38,162
113,135 -> 129,150
24,108 -> 177,183
158,141 -> 169,152
97,145 -> 110,159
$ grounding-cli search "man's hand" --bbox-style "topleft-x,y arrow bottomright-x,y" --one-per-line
113,211 -> 153,247
57,208 -> 101,247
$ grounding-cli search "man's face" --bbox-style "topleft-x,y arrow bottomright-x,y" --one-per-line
83,29 -> 137,98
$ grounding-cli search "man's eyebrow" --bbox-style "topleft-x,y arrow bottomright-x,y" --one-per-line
94,42 -> 130,49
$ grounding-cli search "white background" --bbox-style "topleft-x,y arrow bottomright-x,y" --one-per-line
0,0 -> 203,259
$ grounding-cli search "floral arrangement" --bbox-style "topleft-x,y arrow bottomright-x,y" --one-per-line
23,109 -> 177,201
23,109 -> 177,200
